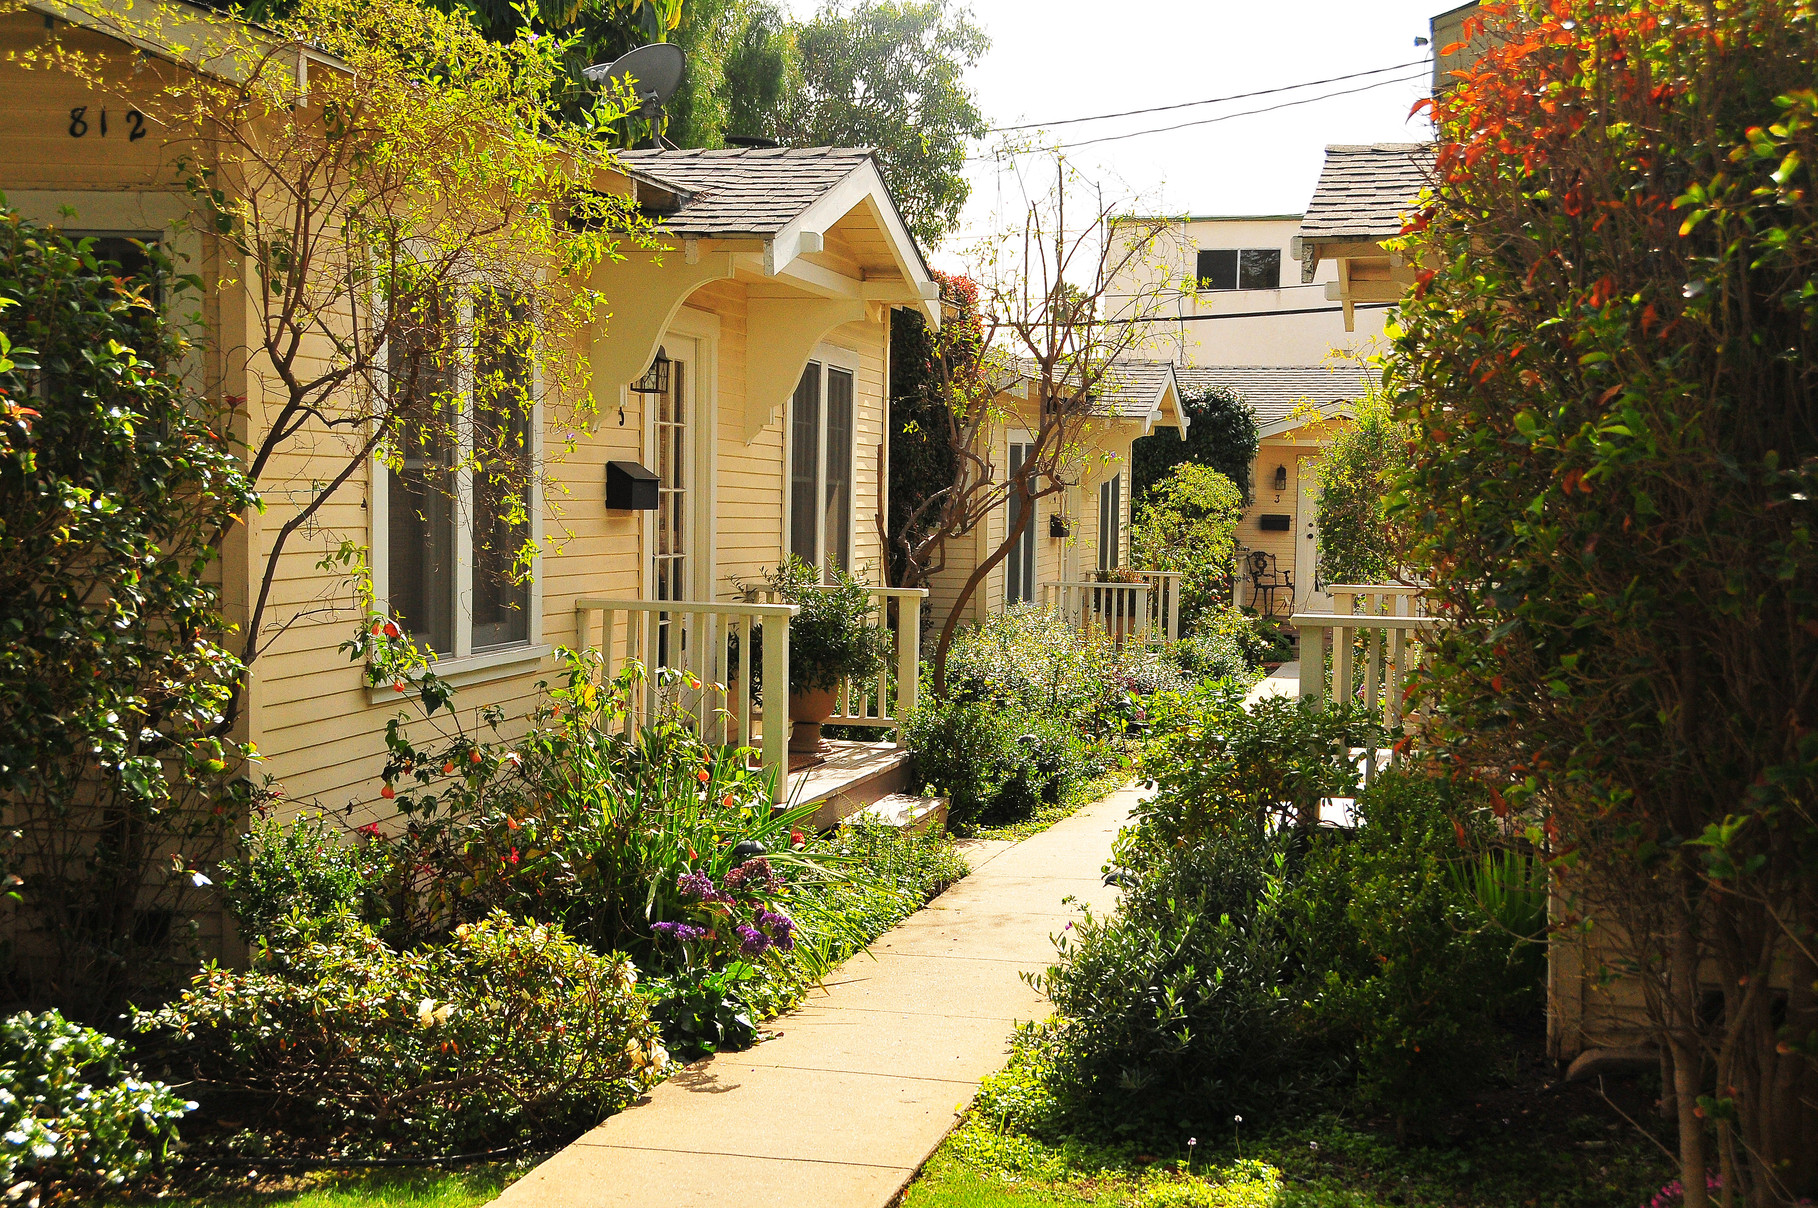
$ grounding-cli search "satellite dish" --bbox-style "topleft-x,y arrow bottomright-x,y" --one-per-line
584,43 -> 686,123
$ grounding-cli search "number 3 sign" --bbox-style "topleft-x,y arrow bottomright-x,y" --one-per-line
68,106 -> 148,141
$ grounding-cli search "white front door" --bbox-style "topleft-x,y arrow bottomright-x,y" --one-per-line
1296,455 -> 1330,612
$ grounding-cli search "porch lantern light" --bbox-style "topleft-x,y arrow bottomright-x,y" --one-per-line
1049,513 -> 1071,539
631,345 -> 672,395
1272,463 -> 1288,499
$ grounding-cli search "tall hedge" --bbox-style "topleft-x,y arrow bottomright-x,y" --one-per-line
1387,4 -> 1818,1203
1130,384 -> 1258,504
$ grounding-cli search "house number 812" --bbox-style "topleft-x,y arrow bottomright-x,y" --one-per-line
68,106 -> 147,141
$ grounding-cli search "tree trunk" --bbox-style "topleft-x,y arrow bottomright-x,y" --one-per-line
931,482 -> 1037,697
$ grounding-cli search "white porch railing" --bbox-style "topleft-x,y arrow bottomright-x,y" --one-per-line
1293,584 -> 1443,780
573,598 -> 797,804
1041,571 -> 1182,642
743,586 -> 927,747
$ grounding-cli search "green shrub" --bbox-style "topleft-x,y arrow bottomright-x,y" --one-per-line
906,698 -> 1020,825
139,909 -> 663,1154
1035,831 -> 1338,1137
1022,687 -> 1543,1138
219,810 -> 389,939
1169,606 -> 1270,684
1,1010 -> 194,1200
1296,772 -> 1546,1129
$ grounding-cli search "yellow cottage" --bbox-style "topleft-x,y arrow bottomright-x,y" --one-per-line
922,360 -> 1190,641
0,0 -> 941,824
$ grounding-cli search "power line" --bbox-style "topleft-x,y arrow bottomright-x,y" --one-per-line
988,58 -> 1431,134
968,70 -> 1430,162
1104,302 -> 1397,323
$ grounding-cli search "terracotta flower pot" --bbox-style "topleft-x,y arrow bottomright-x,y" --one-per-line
786,685 -> 840,756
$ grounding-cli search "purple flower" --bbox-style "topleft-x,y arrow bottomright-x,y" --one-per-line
650,921 -> 708,943
736,924 -> 771,957
724,858 -> 773,891
676,871 -> 718,901
756,908 -> 795,951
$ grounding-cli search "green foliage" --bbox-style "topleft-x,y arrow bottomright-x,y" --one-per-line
218,811 -> 390,940
772,0 -> 988,247
721,0 -> 796,140
1391,3 -> 1818,1194
1132,385 -> 1260,504
0,208 -> 258,1017
887,272 -> 978,587
753,555 -> 891,694
1168,607 -> 1272,685
1294,773 -> 1545,1128
1134,1164 -> 1283,1208
0,1010 -> 194,1201
139,910 -> 664,1154
1012,685 -> 1539,1138
1313,392 -> 1408,587
1131,464 -> 1243,629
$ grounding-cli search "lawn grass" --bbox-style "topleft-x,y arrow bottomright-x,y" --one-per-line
903,1091 -> 1676,1208
105,1165 -> 521,1208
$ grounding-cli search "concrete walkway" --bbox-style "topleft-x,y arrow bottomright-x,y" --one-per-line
1246,660 -> 1300,706
490,786 -> 1139,1208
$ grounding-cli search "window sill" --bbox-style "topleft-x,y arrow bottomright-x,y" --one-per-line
366,644 -> 552,705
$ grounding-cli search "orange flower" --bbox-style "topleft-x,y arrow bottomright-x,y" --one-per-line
696,769 -> 710,784
380,784 -> 395,800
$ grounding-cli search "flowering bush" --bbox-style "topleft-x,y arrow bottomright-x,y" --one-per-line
138,909 -> 663,1154
341,649 -> 819,959
0,1010 -> 193,1201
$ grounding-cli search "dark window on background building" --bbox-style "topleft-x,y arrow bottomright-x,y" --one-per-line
1196,247 -> 1282,291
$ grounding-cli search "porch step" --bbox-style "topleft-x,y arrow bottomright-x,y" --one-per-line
792,742 -> 911,829
848,792 -> 948,833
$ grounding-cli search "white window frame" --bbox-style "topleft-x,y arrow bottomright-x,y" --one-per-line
370,288 -> 546,689
783,343 -> 860,580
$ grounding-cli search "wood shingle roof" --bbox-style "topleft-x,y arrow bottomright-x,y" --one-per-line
1296,143 -> 1435,243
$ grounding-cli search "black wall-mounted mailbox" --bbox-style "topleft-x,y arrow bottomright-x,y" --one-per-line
606,460 -> 660,510
1259,513 -> 1292,532
1049,514 -> 1071,538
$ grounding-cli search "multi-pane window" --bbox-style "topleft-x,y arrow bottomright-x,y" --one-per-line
1098,470 -> 1122,572
788,359 -> 854,578
385,289 -> 535,657
1196,247 -> 1283,292
1006,440 -> 1036,605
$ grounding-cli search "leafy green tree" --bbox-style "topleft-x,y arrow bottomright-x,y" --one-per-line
1314,390 -> 1409,586
721,0 -> 797,140
1130,463 -> 1242,629
1388,2 -> 1818,1202
772,0 -> 988,248
1131,384 -> 1259,504
27,0 -> 651,732
0,213 -> 257,1017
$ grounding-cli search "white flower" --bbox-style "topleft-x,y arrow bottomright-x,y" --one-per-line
417,998 -> 437,1028
626,1038 -> 648,1068
650,1043 -> 670,1069
433,1003 -> 453,1026
190,871 -> 213,888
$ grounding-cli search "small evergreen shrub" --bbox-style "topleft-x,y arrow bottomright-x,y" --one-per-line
139,909 -> 663,1154
0,1010 -> 194,1200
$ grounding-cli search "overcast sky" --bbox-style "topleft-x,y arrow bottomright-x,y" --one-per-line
781,0 -> 1446,269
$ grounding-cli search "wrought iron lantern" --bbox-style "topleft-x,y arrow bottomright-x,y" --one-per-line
1272,464 -> 1289,495
631,345 -> 672,395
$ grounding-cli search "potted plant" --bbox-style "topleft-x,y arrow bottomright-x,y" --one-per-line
758,557 -> 891,756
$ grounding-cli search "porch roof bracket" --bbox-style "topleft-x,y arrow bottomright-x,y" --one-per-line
591,248 -> 738,391
744,296 -> 870,443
